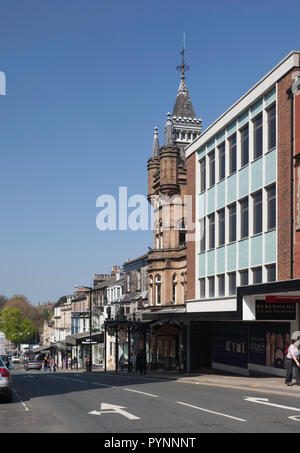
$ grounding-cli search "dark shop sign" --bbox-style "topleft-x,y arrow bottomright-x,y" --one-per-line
256,300 -> 296,320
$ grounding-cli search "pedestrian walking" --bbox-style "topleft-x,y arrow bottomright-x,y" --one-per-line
136,350 -> 146,376
73,356 -> 78,370
43,357 -> 48,373
285,338 -> 300,386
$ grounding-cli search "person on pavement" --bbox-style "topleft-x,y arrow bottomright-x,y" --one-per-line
285,338 -> 300,386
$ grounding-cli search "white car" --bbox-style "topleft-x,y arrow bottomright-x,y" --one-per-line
0,357 -> 12,402
12,356 -> 20,363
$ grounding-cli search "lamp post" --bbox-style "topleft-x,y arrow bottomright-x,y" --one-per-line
74,284 -> 93,372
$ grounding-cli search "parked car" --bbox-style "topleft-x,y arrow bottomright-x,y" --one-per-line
0,358 -> 12,402
12,355 -> 20,363
24,360 -> 42,371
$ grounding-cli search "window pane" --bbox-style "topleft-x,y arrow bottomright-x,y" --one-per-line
209,214 -> 215,249
267,264 -> 276,282
208,276 -> 215,297
253,266 -> 262,284
200,278 -> 205,298
267,184 -> 276,230
228,272 -> 236,295
229,203 -> 236,242
200,217 -> 206,252
240,198 -> 249,239
240,270 -> 248,286
219,142 -> 225,180
218,209 -> 225,246
200,158 -> 206,192
241,124 -> 249,167
218,274 -> 225,296
253,190 -> 262,235
209,151 -> 215,187
229,134 -> 237,174
253,114 -> 263,159
268,104 -> 276,150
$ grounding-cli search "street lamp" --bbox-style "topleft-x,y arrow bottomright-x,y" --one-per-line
74,284 -> 93,372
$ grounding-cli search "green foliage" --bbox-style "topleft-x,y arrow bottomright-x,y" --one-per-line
0,307 -> 36,344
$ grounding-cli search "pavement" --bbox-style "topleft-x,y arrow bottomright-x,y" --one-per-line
55,365 -> 300,398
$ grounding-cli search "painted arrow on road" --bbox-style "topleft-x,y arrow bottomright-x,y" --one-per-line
89,403 -> 140,420
244,397 -> 300,412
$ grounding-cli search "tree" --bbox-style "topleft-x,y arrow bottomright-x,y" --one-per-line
0,307 -> 36,345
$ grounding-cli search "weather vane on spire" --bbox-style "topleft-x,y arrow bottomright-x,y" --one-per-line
176,32 -> 190,79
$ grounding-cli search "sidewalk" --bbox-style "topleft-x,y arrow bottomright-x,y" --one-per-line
86,367 -> 300,398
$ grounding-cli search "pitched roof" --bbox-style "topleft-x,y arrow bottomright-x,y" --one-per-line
172,76 -> 196,119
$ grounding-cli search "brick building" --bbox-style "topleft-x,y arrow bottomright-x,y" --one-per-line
185,51 -> 300,376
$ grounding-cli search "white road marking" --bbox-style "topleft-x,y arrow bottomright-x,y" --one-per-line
177,401 -> 246,422
89,402 -> 140,420
12,389 -> 29,411
92,382 -> 111,387
124,388 -> 158,398
244,397 -> 300,412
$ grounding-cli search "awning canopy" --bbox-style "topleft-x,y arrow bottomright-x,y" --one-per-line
65,331 -> 104,346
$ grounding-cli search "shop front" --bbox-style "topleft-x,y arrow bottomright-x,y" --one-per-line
149,321 -> 186,372
65,331 -> 104,369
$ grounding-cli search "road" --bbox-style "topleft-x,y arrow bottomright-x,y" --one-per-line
1,364 -> 300,435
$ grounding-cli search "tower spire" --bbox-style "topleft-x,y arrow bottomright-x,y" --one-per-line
176,32 -> 189,80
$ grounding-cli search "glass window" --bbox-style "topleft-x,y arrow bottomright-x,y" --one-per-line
199,278 -> 205,298
253,266 -> 262,284
239,269 -> 248,286
219,142 -> 225,180
218,208 -> 225,247
218,274 -> 225,296
229,134 -> 237,174
200,158 -> 206,192
253,114 -> 263,159
253,190 -> 262,235
228,203 -> 236,242
240,197 -> 249,239
208,213 -> 215,249
267,103 -> 276,150
200,217 -> 206,252
267,184 -> 276,230
241,124 -> 249,167
155,275 -> 161,305
266,264 -> 276,282
228,272 -> 236,295
208,276 -> 215,298
209,151 -> 215,187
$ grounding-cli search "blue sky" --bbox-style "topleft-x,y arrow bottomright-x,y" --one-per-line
0,0 -> 299,304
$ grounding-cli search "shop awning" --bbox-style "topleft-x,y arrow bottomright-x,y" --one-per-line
65,331 -> 104,346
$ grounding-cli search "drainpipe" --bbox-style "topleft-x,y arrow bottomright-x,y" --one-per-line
286,86 -> 294,280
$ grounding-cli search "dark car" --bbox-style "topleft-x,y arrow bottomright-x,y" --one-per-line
24,360 -> 42,371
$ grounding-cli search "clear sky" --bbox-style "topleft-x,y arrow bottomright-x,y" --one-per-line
0,0 -> 299,304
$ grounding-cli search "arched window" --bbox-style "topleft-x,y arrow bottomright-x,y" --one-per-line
155,274 -> 161,305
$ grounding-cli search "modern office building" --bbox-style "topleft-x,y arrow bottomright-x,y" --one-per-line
185,51 -> 300,376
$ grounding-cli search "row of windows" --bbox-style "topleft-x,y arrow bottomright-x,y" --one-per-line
199,103 -> 276,192
199,184 -> 276,252
199,264 -> 276,298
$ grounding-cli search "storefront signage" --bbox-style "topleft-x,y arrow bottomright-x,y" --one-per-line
256,300 -> 296,320
265,295 -> 300,303
212,326 -> 248,369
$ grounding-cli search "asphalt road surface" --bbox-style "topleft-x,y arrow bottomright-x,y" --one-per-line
2,365 -> 300,434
